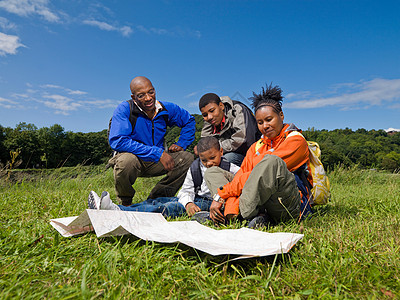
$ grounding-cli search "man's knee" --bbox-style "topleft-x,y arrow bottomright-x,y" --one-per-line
114,152 -> 141,173
174,151 -> 194,169
179,151 -> 194,165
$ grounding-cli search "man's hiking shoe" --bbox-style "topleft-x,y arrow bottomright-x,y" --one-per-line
191,211 -> 212,224
88,191 -> 101,210
99,191 -> 121,211
247,214 -> 270,229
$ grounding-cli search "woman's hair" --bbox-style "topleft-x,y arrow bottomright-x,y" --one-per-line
197,136 -> 220,153
199,93 -> 221,110
250,83 -> 283,114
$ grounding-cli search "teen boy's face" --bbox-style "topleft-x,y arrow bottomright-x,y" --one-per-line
198,146 -> 224,168
200,102 -> 225,127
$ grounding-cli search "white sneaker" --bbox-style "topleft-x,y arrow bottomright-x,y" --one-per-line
100,191 -> 121,211
88,191 -> 101,210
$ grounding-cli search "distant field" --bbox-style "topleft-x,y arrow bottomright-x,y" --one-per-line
1,166 -> 399,299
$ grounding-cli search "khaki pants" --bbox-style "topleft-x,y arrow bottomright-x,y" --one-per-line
108,151 -> 193,206
205,155 -> 300,223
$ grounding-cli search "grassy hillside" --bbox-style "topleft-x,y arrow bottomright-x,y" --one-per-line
0,166 -> 399,298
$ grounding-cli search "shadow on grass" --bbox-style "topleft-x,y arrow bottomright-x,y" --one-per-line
312,203 -> 359,219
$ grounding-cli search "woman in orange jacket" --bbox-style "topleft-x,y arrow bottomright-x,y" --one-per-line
204,84 -> 312,227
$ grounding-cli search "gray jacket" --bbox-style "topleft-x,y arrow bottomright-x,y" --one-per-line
201,96 -> 259,156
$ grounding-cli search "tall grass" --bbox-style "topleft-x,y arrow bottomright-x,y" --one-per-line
0,166 -> 399,299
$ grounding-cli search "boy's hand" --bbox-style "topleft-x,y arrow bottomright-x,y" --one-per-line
185,202 -> 201,216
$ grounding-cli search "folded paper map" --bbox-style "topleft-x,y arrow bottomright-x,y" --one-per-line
50,209 -> 303,258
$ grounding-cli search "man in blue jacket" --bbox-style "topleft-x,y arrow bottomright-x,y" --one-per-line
108,76 -> 195,206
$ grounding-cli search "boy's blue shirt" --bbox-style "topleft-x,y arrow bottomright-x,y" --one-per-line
109,100 -> 195,162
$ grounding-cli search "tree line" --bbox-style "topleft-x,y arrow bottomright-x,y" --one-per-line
1,117 -> 399,172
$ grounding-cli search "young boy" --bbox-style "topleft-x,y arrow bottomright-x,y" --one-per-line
88,136 -> 240,218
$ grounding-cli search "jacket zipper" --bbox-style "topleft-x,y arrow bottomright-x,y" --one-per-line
152,119 -> 155,145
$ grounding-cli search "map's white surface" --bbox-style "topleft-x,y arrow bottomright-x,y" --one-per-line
50,209 -> 303,257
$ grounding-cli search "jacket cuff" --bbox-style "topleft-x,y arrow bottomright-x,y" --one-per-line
217,186 -> 230,199
178,195 -> 195,207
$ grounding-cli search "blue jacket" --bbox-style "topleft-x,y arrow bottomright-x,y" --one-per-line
109,100 -> 195,162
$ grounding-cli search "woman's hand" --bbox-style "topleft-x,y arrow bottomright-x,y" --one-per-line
209,200 -> 225,223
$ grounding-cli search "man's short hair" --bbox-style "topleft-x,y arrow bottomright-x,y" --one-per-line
199,93 -> 221,110
197,136 -> 220,153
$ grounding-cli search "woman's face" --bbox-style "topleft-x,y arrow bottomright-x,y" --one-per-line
200,102 -> 225,127
255,105 -> 284,140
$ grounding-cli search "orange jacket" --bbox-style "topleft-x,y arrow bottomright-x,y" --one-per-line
219,123 -> 310,201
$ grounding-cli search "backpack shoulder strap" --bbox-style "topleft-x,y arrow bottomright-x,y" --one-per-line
254,138 -> 264,154
231,100 -> 254,116
127,99 -> 138,133
219,157 -> 231,171
190,158 -> 203,195
286,130 -> 305,139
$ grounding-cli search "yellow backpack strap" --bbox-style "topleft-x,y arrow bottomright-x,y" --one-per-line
254,139 -> 264,155
286,130 -> 305,140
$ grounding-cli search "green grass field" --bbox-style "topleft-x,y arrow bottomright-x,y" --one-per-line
1,166 -> 399,299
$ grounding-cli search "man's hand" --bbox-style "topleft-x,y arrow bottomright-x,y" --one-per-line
160,151 -> 175,171
210,200 -> 225,223
185,202 -> 201,217
168,143 -> 183,153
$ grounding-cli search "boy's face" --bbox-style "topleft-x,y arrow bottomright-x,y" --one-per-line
198,146 -> 224,168
200,102 -> 225,127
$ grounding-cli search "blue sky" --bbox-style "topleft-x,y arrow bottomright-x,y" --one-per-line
0,0 -> 399,133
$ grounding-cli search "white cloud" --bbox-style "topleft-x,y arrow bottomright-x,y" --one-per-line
285,78 -> 400,110
40,84 -> 88,95
4,83 -> 119,115
0,96 -> 19,108
119,25 -> 132,37
188,101 -> 198,108
385,128 -> 400,132
0,0 -> 60,22
0,16 -> 16,30
184,91 -> 199,99
82,19 -> 132,37
83,99 -> 120,109
40,84 -> 63,89
67,89 -> 87,95
41,94 -> 82,115
135,25 -> 201,38
0,32 -> 26,56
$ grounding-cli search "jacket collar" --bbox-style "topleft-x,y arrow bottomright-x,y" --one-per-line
131,100 -> 166,119
261,123 -> 300,145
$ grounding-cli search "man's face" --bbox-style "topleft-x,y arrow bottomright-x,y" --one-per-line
198,146 -> 223,168
131,80 -> 156,113
200,102 -> 225,127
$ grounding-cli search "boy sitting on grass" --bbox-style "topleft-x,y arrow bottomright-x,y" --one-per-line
88,136 -> 240,218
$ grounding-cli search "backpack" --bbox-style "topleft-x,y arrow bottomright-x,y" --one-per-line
254,131 -> 331,205
231,99 -> 261,150
108,99 -> 168,145
190,157 -> 231,195
287,131 -> 331,205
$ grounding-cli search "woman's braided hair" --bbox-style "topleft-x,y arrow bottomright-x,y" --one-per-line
250,83 -> 283,114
